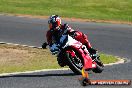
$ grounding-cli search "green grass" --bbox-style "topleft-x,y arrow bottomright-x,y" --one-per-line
0,0 -> 132,22
0,44 -> 60,73
0,44 -> 118,73
99,53 -> 118,64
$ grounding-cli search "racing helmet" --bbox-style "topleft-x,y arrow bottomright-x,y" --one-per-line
48,15 -> 61,30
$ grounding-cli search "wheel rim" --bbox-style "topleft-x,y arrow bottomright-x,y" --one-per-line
70,53 -> 83,69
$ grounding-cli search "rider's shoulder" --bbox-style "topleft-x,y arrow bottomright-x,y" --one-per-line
64,23 -> 69,27
63,23 -> 73,30
61,23 -> 69,28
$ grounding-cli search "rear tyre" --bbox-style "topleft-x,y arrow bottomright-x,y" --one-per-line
92,64 -> 103,73
92,56 -> 104,73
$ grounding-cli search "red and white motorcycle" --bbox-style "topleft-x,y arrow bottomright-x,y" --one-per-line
42,35 -> 104,75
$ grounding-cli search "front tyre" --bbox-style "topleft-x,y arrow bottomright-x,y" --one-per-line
65,51 -> 83,75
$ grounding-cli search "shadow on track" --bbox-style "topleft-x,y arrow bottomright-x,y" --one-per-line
0,72 -> 93,78
0,73 -> 79,78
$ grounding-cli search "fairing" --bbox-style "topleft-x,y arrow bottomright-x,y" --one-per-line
62,35 -> 96,70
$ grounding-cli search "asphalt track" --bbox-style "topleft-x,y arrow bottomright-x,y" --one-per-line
0,15 -> 132,88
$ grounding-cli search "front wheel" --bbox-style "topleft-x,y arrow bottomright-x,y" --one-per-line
65,50 -> 83,75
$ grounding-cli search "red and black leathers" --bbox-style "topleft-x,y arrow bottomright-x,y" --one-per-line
46,24 -> 93,51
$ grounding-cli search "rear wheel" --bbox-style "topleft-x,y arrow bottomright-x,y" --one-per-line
92,56 -> 104,73
92,64 -> 104,73
65,50 -> 83,75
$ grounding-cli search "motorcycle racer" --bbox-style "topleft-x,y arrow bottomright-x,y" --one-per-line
45,15 -> 97,60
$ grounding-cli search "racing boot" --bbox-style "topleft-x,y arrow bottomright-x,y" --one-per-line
87,47 -> 98,60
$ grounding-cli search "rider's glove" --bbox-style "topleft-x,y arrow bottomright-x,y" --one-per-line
49,43 -> 60,55
42,42 -> 48,49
